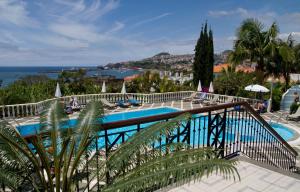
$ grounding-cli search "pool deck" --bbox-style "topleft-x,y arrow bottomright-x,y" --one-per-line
162,157 -> 300,192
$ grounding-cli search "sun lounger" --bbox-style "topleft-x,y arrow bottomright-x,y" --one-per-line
70,97 -> 81,111
117,100 -> 131,108
126,95 -> 141,106
183,92 -> 199,102
287,106 -> 300,120
203,94 -> 219,106
100,99 -> 117,109
192,93 -> 207,104
128,99 -> 141,106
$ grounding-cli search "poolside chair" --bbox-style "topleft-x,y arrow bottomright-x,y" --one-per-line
192,92 -> 207,104
203,94 -> 219,106
287,106 -> 300,120
70,97 -> 81,111
117,100 -> 131,108
183,92 -> 199,102
100,99 -> 117,109
126,95 -> 141,106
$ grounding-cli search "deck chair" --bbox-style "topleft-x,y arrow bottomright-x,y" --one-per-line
70,97 -> 81,111
100,99 -> 117,109
192,92 -> 207,104
117,100 -> 131,108
126,95 -> 141,106
183,92 -> 199,102
287,106 -> 300,120
203,94 -> 219,106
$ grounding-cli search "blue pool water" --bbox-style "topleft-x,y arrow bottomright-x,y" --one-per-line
17,107 -> 179,136
269,123 -> 295,141
17,107 -> 296,146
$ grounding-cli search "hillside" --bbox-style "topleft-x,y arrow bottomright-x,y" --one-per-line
104,51 -> 230,70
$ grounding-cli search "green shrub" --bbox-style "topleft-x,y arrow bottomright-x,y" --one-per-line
290,102 -> 299,114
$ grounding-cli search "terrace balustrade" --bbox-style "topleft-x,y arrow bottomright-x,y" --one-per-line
0,91 -> 261,119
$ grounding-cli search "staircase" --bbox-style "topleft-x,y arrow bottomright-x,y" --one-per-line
76,101 -> 298,191
280,85 -> 300,111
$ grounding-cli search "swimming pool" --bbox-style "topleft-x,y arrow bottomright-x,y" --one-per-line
17,107 -> 179,136
17,107 -> 296,143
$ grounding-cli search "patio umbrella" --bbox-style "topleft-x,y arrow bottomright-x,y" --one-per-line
55,82 -> 62,98
208,81 -> 214,93
244,84 -> 269,93
121,82 -> 126,94
101,81 -> 106,93
197,80 -> 202,92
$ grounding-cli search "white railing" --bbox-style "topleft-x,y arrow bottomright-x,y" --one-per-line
0,91 -> 261,119
205,93 -> 262,106
0,91 -> 193,119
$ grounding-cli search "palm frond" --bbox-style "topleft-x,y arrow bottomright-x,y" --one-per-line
104,148 -> 239,192
107,113 -> 191,172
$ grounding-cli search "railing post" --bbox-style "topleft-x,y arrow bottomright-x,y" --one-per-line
104,129 -> 110,184
95,138 -> 100,192
207,111 -> 212,147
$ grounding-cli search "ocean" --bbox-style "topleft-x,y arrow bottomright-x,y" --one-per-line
0,67 -> 140,87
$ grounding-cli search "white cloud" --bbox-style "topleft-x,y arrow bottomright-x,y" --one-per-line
208,7 -> 276,25
279,32 -> 300,42
107,21 -> 125,33
0,0 -> 38,27
33,35 -> 89,49
54,0 -> 119,22
49,22 -> 104,43
208,8 -> 248,17
133,13 -> 172,27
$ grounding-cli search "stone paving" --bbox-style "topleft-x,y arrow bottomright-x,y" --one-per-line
164,160 -> 300,192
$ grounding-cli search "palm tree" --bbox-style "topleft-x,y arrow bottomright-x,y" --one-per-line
293,42 -> 300,75
229,18 -> 279,83
275,36 -> 296,90
0,101 -> 239,192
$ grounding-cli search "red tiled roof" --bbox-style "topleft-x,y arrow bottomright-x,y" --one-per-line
213,63 -> 230,73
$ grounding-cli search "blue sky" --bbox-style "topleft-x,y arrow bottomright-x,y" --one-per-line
0,0 -> 300,66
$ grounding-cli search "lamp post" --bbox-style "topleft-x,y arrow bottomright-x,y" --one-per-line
267,77 -> 274,113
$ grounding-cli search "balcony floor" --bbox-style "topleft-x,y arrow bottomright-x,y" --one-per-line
163,159 -> 300,192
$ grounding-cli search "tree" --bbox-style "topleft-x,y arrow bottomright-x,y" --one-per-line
294,43 -> 300,72
229,19 -> 278,83
0,101 -> 239,191
214,66 -> 257,96
265,34 -> 299,91
193,22 -> 214,87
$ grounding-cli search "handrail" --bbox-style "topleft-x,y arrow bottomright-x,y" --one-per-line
101,101 -> 297,156
242,102 -> 297,155
102,102 -> 242,129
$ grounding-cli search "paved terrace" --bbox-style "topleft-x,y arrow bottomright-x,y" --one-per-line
164,158 -> 300,192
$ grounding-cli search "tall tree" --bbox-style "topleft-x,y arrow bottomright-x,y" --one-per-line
269,35 -> 296,90
193,22 -> 214,88
208,28 -> 214,85
229,19 -> 278,83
